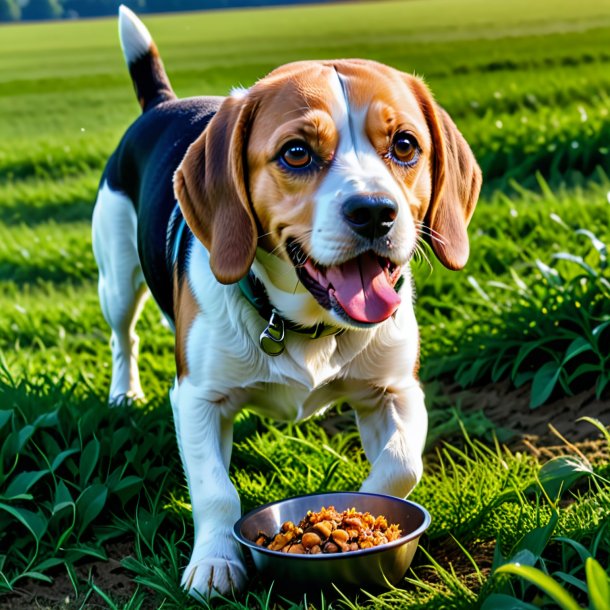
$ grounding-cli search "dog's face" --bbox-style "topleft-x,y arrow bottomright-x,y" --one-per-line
175,60 -> 481,329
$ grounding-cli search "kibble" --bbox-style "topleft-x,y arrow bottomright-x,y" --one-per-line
256,506 -> 402,555
302,532 -> 322,548
313,521 -> 333,538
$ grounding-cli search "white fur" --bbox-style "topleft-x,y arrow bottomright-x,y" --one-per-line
118,5 -> 153,65
229,86 -> 249,100
168,239 -> 425,598
92,182 -> 148,404
170,377 -> 247,600
311,70 -> 416,271
96,58 -> 428,601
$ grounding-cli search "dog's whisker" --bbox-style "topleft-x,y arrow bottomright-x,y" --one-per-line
416,228 -> 447,246
415,222 -> 448,245
413,239 -> 433,273
268,243 -> 285,257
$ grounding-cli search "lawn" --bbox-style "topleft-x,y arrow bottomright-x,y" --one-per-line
0,0 -> 609,608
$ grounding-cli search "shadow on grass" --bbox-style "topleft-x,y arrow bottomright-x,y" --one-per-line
0,198 -> 94,227
0,261 -> 96,287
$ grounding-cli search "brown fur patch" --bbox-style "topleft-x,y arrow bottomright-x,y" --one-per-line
174,96 -> 258,284
408,77 -> 482,270
174,271 -> 199,380
246,69 -> 339,256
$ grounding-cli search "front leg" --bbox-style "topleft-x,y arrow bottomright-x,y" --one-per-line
170,376 -> 247,600
355,382 -> 427,498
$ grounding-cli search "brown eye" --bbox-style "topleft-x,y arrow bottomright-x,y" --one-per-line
280,142 -> 313,169
390,132 -> 420,166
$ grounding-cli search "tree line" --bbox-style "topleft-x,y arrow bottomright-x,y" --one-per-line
0,0 -> 329,22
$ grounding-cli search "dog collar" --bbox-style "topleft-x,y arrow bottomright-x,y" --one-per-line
238,272 -> 343,356
166,207 -> 341,356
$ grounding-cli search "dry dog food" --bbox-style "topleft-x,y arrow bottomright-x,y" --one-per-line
255,506 -> 402,554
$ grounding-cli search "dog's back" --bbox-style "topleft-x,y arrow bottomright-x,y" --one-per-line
100,6 -> 221,318
93,6 -> 223,402
102,98 -> 219,317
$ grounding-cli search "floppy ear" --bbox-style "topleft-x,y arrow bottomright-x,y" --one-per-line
173,95 -> 258,284
410,79 -> 482,270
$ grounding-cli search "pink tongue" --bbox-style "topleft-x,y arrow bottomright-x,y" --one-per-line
325,253 -> 401,324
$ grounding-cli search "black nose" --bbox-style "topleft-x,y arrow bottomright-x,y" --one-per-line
342,193 -> 398,240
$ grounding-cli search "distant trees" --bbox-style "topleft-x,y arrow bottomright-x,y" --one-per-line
61,0 -> 121,18
21,0 -> 64,20
0,0 -> 327,22
0,0 -> 20,21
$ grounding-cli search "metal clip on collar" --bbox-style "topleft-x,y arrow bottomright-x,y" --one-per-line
259,309 -> 285,356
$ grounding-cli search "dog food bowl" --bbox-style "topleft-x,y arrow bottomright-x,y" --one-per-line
233,491 -> 430,590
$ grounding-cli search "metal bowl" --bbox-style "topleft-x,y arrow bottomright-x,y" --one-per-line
233,492 -> 430,590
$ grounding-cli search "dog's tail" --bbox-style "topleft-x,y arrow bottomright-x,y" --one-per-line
118,5 -> 176,112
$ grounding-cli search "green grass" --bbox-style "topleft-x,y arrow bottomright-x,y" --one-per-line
2,374 -> 608,608
427,223 -> 610,405
0,0 -> 609,607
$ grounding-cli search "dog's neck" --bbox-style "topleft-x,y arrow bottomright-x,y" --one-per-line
250,248 -> 342,330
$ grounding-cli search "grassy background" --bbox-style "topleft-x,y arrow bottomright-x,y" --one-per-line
0,0 -> 609,608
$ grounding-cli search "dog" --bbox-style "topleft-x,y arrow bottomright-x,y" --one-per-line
92,5 -> 481,600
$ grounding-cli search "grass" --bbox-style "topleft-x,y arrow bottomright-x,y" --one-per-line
2,373 -> 608,608
423,206 -> 610,405
0,0 -> 609,607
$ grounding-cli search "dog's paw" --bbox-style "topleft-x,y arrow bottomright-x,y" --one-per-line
360,453 -> 423,499
108,389 -> 145,408
181,554 -> 247,601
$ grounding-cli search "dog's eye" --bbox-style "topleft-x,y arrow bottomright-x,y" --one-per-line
390,132 -> 420,166
279,142 -> 313,170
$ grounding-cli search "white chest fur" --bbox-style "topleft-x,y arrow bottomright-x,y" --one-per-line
185,241 -> 420,421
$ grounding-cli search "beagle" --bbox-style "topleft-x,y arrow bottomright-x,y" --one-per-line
92,6 -> 481,600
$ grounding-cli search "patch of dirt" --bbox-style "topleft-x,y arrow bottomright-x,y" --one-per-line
448,379 -> 610,446
419,537 -> 496,594
0,540 -> 153,610
516,436 -> 610,466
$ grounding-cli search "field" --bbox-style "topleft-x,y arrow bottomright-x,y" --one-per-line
1,0 -> 609,608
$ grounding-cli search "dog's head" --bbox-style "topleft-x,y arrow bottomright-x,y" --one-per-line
174,59 -> 481,329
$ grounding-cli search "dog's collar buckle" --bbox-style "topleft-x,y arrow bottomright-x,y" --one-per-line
240,271 -> 344,356
259,309 -> 285,356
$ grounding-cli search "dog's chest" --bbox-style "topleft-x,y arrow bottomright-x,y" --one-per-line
238,334 -> 364,421
243,381 -> 339,421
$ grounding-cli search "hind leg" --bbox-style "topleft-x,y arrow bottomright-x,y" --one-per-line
92,181 -> 149,405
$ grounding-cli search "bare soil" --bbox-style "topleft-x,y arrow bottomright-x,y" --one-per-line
448,379 -> 610,446
0,541 -> 151,610
421,538 -> 497,593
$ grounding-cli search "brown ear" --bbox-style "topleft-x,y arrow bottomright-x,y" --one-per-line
410,79 -> 482,270
173,95 -> 258,284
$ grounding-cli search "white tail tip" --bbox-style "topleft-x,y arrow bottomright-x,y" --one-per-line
118,5 -> 153,65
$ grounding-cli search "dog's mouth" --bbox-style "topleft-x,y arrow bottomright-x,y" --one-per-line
286,240 -> 402,326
